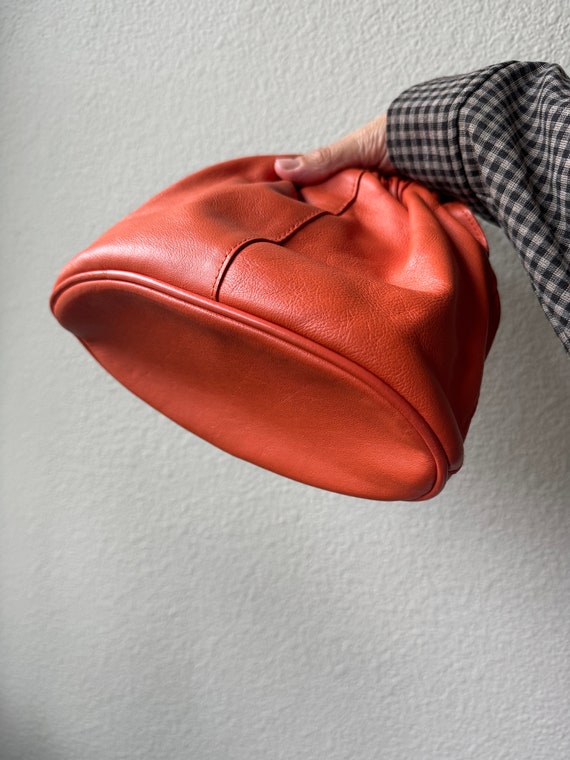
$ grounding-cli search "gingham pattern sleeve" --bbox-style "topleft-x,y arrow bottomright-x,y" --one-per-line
386,61 -> 570,354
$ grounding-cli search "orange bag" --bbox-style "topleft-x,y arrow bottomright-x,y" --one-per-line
50,156 -> 500,500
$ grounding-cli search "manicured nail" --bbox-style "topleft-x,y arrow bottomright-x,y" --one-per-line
275,157 -> 301,171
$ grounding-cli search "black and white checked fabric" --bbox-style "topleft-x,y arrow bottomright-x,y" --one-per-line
386,61 -> 570,354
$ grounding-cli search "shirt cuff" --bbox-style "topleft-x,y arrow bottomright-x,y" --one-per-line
386,61 -> 520,223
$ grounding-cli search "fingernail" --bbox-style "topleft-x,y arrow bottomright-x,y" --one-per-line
275,157 -> 301,171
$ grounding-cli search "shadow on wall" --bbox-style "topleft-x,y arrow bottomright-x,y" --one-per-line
463,223 -> 570,504
0,717 -> 64,760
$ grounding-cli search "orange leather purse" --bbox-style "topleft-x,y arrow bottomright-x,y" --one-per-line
50,155 -> 500,500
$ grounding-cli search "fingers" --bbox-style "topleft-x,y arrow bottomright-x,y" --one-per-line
274,114 -> 394,185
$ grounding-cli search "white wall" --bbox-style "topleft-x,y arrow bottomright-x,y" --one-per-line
1,1 -> 569,758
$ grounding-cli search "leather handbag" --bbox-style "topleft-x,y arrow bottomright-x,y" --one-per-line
50,155 -> 500,501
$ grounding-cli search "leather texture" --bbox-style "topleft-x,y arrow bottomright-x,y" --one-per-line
50,155 -> 500,501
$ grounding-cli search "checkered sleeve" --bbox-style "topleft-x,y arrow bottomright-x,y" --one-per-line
386,61 -> 570,354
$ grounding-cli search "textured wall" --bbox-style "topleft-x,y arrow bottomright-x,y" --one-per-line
1,1 -> 569,758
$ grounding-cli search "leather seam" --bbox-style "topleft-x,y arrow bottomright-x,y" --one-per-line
53,270 -> 449,499
211,170 -> 366,300
211,209 -> 325,300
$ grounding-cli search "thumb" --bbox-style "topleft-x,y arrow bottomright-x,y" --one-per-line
274,114 -> 393,185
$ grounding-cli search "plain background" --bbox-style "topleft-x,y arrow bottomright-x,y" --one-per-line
1,1 -> 569,758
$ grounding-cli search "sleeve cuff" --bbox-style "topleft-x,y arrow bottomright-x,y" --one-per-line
386,62 -> 520,222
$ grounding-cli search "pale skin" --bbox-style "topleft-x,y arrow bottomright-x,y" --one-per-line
274,114 -> 395,185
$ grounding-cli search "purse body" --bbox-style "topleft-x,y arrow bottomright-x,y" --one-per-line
51,155 -> 500,500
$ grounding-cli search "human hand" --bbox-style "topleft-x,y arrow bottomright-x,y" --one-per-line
274,114 -> 395,185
